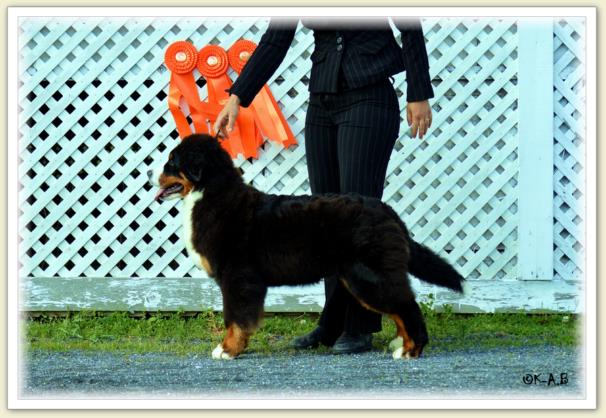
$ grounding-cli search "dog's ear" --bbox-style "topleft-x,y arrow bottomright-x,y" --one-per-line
184,166 -> 203,183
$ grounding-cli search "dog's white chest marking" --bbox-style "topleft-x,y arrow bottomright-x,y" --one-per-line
182,191 -> 208,273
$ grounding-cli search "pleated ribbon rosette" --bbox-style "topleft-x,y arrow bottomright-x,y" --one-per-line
164,41 -> 222,138
163,39 -> 297,159
198,45 -> 260,158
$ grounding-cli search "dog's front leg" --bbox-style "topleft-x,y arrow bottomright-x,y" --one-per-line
212,275 -> 267,360
212,323 -> 252,360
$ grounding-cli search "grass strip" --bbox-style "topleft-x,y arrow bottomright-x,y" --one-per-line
24,309 -> 579,356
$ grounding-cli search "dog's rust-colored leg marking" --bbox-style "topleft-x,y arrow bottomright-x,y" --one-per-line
221,323 -> 251,358
338,278 -> 423,358
200,256 -> 213,276
339,278 -> 383,314
389,314 -> 421,358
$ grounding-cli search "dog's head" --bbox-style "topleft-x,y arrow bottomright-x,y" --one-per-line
148,133 -> 240,202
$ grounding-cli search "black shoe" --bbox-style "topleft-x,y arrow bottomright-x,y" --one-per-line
331,332 -> 373,354
291,326 -> 334,349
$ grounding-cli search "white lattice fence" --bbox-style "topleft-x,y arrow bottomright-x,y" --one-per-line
552,18 -> 585,284
387,18 -> 519,283
17,16 -> 585,312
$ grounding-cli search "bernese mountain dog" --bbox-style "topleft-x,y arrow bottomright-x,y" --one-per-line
148,133 -> 464,360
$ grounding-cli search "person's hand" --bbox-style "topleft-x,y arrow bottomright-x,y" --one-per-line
406,100 -> 432,139
213,94 -> 241,138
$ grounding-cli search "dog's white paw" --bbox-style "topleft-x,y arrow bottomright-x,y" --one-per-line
388,336 -> 403,351
392,346 -> 404,359
211,344 -> 233,360
391,346 -> 413,360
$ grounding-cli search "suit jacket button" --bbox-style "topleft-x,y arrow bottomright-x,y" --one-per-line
336,36 -> 343,43
336,44 -> 343,51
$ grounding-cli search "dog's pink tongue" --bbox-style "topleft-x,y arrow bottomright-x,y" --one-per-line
154,188 -> 165,201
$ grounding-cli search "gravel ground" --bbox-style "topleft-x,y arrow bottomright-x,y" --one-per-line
22,346 -> 583,399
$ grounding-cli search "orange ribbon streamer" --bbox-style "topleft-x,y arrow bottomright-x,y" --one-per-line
228,39 -> 297,148
198,45 -> 262,159
164,41 -> 219,138
164,39 -> 296,159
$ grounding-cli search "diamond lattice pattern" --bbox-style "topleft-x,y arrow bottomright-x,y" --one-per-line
17,17 -> 582,285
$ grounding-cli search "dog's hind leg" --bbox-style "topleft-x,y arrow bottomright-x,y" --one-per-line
340,262 -> 428,359
389,303 -> 428,359
212,273 -> 267,360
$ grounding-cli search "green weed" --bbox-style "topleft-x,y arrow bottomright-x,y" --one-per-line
24,311 -> 579,356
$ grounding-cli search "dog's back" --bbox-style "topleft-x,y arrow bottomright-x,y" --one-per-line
247,191 -> 407,286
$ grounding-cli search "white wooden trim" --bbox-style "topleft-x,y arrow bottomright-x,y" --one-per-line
517,19 -> 555,280
21,277 -> 581,313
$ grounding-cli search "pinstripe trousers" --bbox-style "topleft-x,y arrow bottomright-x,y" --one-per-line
305,78 -> 400,337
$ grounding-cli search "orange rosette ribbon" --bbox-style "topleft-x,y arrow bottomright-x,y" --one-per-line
228,39 -> 297,148
164,41 -> 221,138
198,45 -> 261,159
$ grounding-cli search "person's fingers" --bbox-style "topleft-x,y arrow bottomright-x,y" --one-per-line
218,126 -> 228,139
411,121 -> 419,138
407,106 -> 413,127
418,119 -> 427,139
218,125 -> 228,139
213,111 -> 226,135
227,110 -> 236,132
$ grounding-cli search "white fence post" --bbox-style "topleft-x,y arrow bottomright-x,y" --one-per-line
517,19 -> 554,280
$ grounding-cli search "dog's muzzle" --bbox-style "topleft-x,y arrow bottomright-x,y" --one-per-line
148,167 -> 163,187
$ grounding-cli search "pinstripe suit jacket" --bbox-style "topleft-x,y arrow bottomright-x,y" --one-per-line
229,18 -> 434,107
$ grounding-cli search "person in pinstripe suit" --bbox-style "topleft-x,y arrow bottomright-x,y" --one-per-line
214,17 -> 434,354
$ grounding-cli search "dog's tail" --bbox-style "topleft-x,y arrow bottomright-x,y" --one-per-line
379,202 -> 465,292
408,240 -> 465,293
